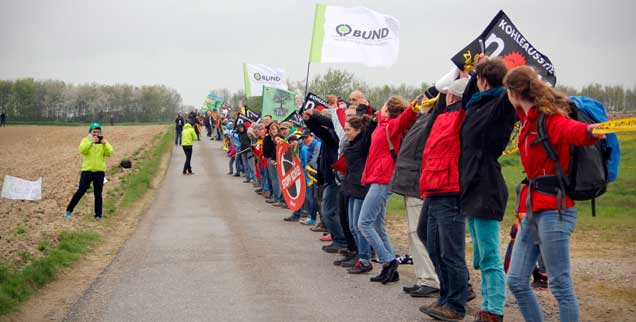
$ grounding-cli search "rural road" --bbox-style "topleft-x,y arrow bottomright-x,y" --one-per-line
64,139 -> 435,322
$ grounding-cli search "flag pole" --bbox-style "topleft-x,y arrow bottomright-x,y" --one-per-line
304,62 -> 311,97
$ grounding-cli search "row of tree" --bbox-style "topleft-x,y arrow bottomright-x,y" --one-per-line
0,79 -> 183,122
209,69 -> 635,116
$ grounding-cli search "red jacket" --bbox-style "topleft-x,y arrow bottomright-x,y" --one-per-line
517,107 -> 597,213
419,102 -> 465,198
361,106 -> 418,185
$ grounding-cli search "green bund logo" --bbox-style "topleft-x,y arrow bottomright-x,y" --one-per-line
336,24 -> 352,37
253,72 -> 262,81
335,23 -> 389,40
253,72 -> 281,82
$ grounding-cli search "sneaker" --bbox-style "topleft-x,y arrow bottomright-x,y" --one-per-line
64,210 -> 72,218
319,234 -> 332,242
340,255 -> 359,268
409,285 -> 439,298
322,244 -> 345,254
227,172 -> 234,175
531,279 -> 548,290
265,199 -> 276,203
348,261 -> 373,274
284,215 -> 300,222
300,218 -> 316,225
255,188 -> 263,193
402,285 -> 420,293
311,224 -> 328,232
233,174 -> 240,177
95,215 -> 102,221
421,304 -> 463,322
243,179 -> 251,183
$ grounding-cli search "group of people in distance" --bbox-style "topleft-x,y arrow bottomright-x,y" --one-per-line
216,56 -> 604,322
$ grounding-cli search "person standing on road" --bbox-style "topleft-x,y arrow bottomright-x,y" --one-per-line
181,122 -> 198,175
65,122 -> 113,220
175,113 -> 185,145
0,112 -> 6,127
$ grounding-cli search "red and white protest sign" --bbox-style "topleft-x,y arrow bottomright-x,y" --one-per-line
276,141 -> 306,211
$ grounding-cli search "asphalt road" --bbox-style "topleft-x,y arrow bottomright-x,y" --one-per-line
64,138 -> 436,322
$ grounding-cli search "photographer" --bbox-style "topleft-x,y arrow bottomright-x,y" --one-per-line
65,122 -> 114,220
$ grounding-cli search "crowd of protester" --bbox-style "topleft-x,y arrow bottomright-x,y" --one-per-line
177,56 -> 605,322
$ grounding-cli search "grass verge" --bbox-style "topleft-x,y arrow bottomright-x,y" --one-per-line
7,121 -> 171,126
0,231 -> 99,315
0,128 -> 173,315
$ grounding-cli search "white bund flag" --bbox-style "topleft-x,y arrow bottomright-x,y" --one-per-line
1,175 -> 42,201
309,4 -> 400,67
242,63 -> 288,97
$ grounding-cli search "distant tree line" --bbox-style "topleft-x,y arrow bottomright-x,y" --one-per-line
0,79 -> 183,123
208,69 -> 635,116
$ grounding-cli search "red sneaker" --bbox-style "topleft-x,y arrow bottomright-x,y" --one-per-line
319,234 -> 332,242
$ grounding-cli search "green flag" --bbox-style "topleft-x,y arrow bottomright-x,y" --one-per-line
261,86 -> 296,121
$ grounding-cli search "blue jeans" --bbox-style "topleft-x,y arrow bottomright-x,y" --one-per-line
267,162 -> 284,202
358,184 -> 394,263
426,196 -> 468,316
240,152 -> 255,181
261,164 -> 271,193
348,197 -> 370,261
175,129 -> 182,145
228,157 -> 235,174
467,216 -> 506,316
508,208 -> 579,322
321,183 -> 346,246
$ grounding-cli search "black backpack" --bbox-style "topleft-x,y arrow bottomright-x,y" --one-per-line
534,103 -> 610,216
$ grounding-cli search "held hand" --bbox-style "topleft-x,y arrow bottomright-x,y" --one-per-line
410,95 -> 425,113
476,53 -> 489,65
587,124 -> 607,139
92,136 -> 100,143
302,109 -> 313,120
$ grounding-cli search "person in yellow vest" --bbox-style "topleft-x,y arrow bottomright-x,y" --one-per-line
65,122 -> 113,220
181,122 -> 198,175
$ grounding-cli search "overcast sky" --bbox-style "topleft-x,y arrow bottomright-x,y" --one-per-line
1,0 -> 634,106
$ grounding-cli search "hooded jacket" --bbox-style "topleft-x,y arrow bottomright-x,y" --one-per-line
516,107 -> 596,213
343,121 -> 377,198
361,106 -> 418,185
79,135 -> 113,172
459,76 -> 517,221
181,123 -> 198,146
236,124 -> 251,150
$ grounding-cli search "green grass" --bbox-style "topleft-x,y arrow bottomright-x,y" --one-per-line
0,231 -> 99,315
387,135 -> 636,240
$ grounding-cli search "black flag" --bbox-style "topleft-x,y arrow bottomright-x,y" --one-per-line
452,10 -> 557,86
300,92 -> 330,114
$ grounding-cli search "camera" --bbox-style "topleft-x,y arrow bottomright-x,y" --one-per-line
97,135 -> 104,144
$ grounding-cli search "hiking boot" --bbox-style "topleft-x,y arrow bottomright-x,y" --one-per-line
370,270 -> 387,282
300,218 -> 316,225
409,285 -> 440,298
419,302 -> 443,316
382,271 -> 399,284
380,259 -> 399,284
421,304 -> 463,322
467,284 -> 477,302
348,261 -> 373,274
284,215 -> 300,222
323,244 -> 345,254
473,311 -> 503,322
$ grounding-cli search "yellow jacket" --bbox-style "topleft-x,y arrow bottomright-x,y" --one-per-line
182,123 -> 197,146
79,136 -> 113,172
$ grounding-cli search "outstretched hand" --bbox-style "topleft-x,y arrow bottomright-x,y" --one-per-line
587,124 -> 607,139
302,109 -> 313,121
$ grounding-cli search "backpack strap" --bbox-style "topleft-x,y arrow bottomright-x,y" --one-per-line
534,113 -> 569,215
386,124 -> 397,161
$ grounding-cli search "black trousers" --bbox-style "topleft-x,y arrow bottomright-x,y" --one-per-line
66,171 -> 105,217
183,146 -> 193,173
338,188 -> 357,253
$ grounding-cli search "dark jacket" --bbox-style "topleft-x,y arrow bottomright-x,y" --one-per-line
459,76 -> 517,221
420,101 -> 465,198
389,97 -> 445,197
237,125 -> 251,151
175,117 -> 184,130
343,121 -> 377,199
305,111 -> 339,185
262,135 -> 275,159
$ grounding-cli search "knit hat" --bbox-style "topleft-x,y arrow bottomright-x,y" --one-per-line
88,122 -> 101,133
424,86 -> 439,99
446,78 -> 469,98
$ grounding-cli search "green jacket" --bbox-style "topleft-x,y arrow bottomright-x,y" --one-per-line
79,136 -> 113,172
182,123 -> 197,146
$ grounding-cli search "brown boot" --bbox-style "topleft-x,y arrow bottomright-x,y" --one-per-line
478,311 -> 503,322
421,304 -> 463,322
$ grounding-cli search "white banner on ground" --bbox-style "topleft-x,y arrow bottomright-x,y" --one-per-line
243,63 -> 288,97
1,175 -> 42,201
309,4 -> 400,67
